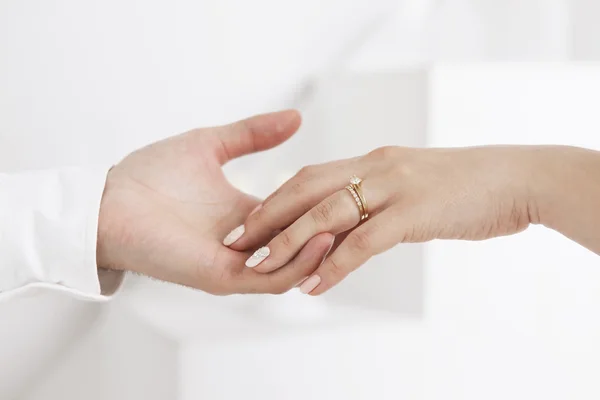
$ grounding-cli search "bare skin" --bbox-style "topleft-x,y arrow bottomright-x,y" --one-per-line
225,142 -> 600,295
97,110 -> 333,295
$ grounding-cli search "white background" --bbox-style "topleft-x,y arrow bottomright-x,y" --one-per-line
1,0 -> 600,399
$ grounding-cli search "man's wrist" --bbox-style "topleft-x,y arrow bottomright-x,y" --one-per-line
97,167 -> 117,270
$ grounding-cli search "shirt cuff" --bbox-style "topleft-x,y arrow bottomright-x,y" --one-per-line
0,166 -> 121,299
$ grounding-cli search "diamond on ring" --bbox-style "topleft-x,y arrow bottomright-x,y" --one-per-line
350,175 -> 362,185
348,175 -> 368,221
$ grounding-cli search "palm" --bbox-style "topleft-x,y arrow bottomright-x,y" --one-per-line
99,113 -> 298,291
119,130 -> 258,252
121,129 -> 259,238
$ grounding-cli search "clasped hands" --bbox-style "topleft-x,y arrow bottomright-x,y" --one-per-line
98,110 -> 542,296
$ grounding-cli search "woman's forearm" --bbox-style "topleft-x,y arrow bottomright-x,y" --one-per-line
534,145 -> 600,255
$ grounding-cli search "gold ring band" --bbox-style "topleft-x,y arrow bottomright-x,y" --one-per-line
352,184 -> 368,219
346,175 -> 369,221
345,185 -> 366,220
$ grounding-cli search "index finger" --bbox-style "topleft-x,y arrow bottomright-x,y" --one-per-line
224,159 -> 356,251
233,232 -> 335,294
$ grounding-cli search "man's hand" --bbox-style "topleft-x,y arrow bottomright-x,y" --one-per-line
96,110 -> 333,295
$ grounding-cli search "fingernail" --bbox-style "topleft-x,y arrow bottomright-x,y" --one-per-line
295,276 -> 309,288
300,275 -> 321,294
249,204 -> 262,216
223,225 -> 245,246
245,246 -> 270,268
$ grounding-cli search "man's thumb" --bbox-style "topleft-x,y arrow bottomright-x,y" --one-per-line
214,110 -> 301,164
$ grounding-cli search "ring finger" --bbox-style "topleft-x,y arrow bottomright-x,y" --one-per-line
247,177 -> 387,273
226,158 -> 358,251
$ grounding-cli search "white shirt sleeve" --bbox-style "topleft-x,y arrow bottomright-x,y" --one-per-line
0,166 -> 121,298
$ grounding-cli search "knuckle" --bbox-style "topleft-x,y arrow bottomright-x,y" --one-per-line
249,204 -> 267,222
367,146 -> 398,161
263,186 -> 283,205
348,230 -> 372,252
327,257 -> 348,280
235,117 -> 251,132
278,229 -> 294,248
245,205 -> 273,232
311,199 -> 336,226
297,165 -> 315,179
264,165 -> 318,205
290,181 -> 305,196
392,162 -> 414,179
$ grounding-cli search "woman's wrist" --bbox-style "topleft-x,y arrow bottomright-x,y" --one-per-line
525,145 -> 571,229
517,146 -> 553,227
528,145 -> 600,249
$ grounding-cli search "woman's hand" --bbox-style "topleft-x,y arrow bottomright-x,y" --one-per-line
223,145 -> 548,295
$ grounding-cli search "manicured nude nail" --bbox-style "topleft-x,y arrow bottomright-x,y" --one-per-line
245,246 -> 270,268
300,275 -> 321,294
223,225 -> 245,246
